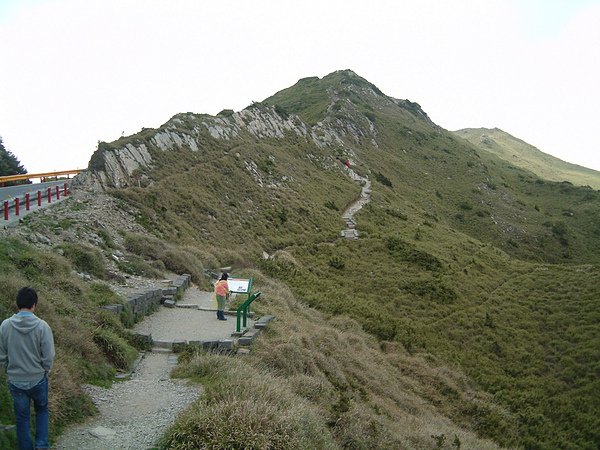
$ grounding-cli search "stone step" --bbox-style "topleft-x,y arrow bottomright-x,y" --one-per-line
254,315 -> 275,329
238,329 -> 261,346
341,229 -> 360,240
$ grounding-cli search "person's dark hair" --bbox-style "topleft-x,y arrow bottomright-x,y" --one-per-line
219,273 -> 229,281
16,287 -> 38,309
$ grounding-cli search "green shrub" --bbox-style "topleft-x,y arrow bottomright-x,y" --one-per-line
260,258 -> 298,278
363,110 -> 376,122
400,280 -> 458,303
374,172 -> 393,188
385,208 -> 408,220
0,429 -> 17,449
161,249 -> 203,282
117,256 -> 164,278
385,237 -> 443,271
123,233 -> 167,260
217,109 -> 234,117
87,282 -> 121,306
274,104 -> 289,119
97,229 -> 117,249
7,240 -> 70,282
92,328 -> 137,370
328,256 -> 345,270
123,233 -> 205,282
59,243 -> 106,279
362,316 -> 398,341
324,200 -> 338,210
57,218 -> 74,230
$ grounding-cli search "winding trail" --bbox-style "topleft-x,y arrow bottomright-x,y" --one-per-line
55,286 -> 250,450
341,168 -> 371,239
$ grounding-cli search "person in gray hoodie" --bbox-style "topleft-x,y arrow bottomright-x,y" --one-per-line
0,287 -> 55,450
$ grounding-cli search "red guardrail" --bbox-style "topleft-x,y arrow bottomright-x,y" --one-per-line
3,182 -> 70,221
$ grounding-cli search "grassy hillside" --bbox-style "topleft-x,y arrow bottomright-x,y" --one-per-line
260,72 -> 600,448
100,106 -> 365,260
455,127 -> 600,189
0,238 -> 138,446
62,70 -> 600,448
0,213 -> 512,450
162,271 -> 506,449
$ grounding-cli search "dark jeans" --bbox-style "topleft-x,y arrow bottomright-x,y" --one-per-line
9,376 -> 49,450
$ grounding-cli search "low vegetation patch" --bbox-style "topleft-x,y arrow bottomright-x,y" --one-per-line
58,243 -> 107,279
123,233 -> 211,287
163,352 -> 336,450
0,238 -> 139,442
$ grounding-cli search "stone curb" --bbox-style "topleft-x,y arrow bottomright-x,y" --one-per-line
237,315 -> 276,348
151,339 -> 235,353
146,314 -> 276,353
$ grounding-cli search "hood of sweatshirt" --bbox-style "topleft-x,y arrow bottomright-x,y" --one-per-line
8,313 -> 41,334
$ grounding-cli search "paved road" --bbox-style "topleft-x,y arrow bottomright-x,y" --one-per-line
0,180 -> 73,199
1,180 -> 73,226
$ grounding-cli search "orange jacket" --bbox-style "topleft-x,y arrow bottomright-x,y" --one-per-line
215,280 -> 229,297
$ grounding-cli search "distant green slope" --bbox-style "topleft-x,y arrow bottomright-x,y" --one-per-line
455,127 -> 600,189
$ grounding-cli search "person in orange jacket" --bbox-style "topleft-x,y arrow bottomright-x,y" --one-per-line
214,273 -> 230,321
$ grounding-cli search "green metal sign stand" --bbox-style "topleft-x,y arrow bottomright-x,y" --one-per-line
236,291 -> 262,333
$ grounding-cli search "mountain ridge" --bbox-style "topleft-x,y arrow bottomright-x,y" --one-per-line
455,127 -> 600,189
67,70 -> 600,447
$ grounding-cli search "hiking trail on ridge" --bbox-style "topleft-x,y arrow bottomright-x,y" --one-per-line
341,168 -> 371,239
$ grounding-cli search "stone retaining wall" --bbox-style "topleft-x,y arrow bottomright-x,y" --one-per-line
102,274 -> 191,322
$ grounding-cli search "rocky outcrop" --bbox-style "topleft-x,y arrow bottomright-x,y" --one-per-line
77,105 -> 316,191
152,130 -> 199,152
74,142 -> 155,190
77,97 -> 381,191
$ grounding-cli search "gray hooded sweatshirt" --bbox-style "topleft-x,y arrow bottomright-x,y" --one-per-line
0,312 -> 55,383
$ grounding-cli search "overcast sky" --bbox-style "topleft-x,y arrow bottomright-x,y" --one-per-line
1,0 -> 599,174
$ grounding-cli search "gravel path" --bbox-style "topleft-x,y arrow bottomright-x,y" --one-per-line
54,287 -> 249,449
133,286 -> 253,342
54,352 -> 201,449
341,169 -> 371,239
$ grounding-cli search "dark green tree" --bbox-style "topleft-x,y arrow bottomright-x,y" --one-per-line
0,135 -> 27,179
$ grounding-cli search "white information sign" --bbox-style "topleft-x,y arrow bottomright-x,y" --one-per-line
228,278 -> 251,293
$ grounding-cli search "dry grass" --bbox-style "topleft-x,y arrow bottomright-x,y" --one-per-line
166,269 -> 506,449
164,353 -> 337,449
123,232 -> 213,287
